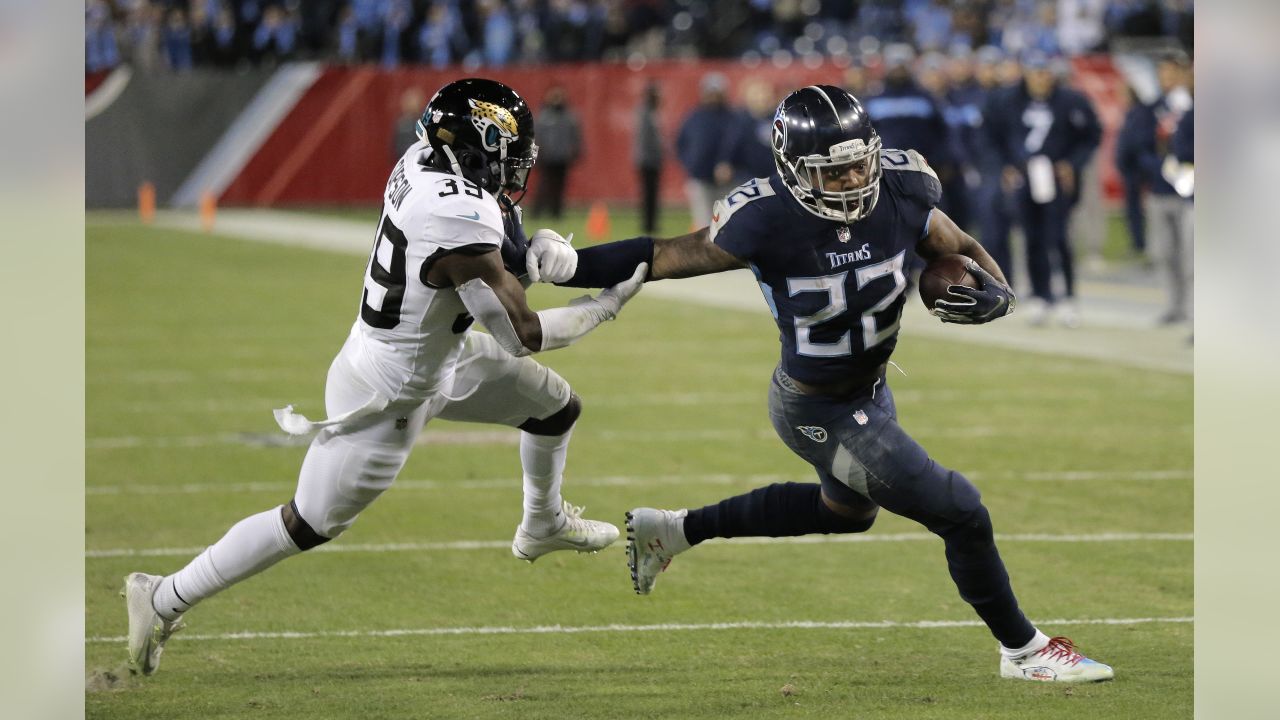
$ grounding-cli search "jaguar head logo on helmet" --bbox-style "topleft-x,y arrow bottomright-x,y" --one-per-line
771,85 -> 883,224
416,78 -> 539,202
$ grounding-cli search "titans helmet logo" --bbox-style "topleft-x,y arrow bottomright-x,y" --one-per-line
772,113 -> 787,153
468,98 -> 519,152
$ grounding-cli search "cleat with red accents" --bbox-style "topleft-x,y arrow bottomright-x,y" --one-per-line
1000,636 -> 1114,682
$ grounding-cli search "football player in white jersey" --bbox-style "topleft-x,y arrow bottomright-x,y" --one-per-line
122,78 -> 645,676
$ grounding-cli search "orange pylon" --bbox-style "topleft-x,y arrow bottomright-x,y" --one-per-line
199,191 -> 217,232
585,201 -> 611,243
138,182 -> 156,224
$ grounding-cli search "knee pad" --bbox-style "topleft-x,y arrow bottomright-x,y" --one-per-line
518,392 -> 581,436
939,503 -> 995,552
282,500 -> 333,551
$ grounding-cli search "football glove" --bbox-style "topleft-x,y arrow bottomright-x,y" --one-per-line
572,262 -> 648,319
932,258 -> 1016,325
526,229 -> 578,284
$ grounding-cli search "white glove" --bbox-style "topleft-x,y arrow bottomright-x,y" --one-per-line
590,262 -> 648,319
526,229 -> 578,283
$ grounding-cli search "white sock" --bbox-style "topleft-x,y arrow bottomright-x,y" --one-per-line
152,506 -> 301,620
519,429 -> 572,536
1001,629 -> 1051,660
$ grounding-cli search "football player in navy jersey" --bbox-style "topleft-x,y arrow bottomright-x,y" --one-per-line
531,85 -> 1113,682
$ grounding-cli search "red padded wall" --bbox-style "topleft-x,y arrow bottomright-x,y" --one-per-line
221,57 -> 1124,208
220,60 -> 844,207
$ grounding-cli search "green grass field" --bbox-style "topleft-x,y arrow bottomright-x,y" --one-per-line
85,210 -> 1191,719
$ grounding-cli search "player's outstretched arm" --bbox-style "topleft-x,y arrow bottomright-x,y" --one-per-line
432,249 -> 646,356
650,227 -> 747,280
555,227 -> 745,289
917,208 -> 1016,324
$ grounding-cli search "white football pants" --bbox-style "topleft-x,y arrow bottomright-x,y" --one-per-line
294,331 -> 571,537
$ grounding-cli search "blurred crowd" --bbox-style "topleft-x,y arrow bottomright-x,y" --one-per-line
86,0 -> 1194,74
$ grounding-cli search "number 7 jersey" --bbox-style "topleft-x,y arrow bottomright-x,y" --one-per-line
349,140 -> 506,401
710,149 -> 942,386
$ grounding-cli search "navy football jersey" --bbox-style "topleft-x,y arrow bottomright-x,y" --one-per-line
711,149 -> 942,385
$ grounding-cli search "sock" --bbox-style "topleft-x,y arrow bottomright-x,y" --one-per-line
151,506 -> 301,620
519,429 -> 572,536
682,482 -> 874,546
1001,629 -> 1051,659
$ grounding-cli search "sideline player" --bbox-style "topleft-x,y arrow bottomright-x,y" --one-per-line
121,78 -> 647,676
536,85 -> 1113,683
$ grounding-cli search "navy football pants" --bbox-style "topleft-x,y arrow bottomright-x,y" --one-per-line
768,367 -> 1036,648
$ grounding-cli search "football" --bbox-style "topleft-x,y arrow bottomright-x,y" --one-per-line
918,254 -> 979,310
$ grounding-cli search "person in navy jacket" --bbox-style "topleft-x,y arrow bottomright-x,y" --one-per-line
983,52 -> 1100,326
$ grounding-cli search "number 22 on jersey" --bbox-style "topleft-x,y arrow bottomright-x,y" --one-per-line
786,250 -> 906,357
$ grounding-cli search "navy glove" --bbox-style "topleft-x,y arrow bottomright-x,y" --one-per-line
932,258 -> 1016,324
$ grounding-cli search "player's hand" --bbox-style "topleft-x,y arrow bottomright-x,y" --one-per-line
590,262 -> 648,319
932,258 -> 1016,324
526,229 -> 578,284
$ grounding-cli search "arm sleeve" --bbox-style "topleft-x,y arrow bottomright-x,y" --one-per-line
456,277 -> 620,356
535,301 -> 616,351
455,278 -> 532,357
557,236 -> 655,288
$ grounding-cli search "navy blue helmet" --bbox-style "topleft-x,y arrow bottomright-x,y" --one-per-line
771,85 -> 883,223
417,78 -> 538,200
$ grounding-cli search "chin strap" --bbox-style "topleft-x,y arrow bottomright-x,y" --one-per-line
439,144 -> 465,180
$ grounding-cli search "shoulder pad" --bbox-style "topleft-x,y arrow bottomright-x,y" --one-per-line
709,177 -> 776,242
880,149 -> 942,207
413,175 -> 504,252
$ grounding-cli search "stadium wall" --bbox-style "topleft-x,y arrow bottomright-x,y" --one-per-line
219,60 -> 850,208
85,68 -> 281,208
88,58 -> 1126,210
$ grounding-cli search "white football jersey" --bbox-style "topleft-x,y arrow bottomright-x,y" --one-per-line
345,140 -> 506,401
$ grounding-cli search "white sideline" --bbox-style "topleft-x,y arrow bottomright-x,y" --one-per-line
85,531 -> 1192,558
85,615 -> 1193,644
85,469 -> 1192,496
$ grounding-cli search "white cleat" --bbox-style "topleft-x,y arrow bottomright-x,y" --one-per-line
1000,636 -> 1114,683
511,500 -> 620,562
625,507 -> 691,595
121,572 -> 185,676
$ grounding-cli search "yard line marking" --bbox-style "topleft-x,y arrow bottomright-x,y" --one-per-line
85,469 -> 1192,496
1020,469 -> 1193,481
83,423 -> 1190,449
85,531 -> 1193,558
85,615 -> 1193,644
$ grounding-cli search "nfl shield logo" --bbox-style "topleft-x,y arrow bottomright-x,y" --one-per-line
853,410 -> 868,426
837,226 -> 851,243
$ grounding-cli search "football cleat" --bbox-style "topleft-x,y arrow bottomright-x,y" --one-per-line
625,507 -> 691,595
511,500 -> 619,562
121,572 -> 186,676
1000,636 -> 1114,683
